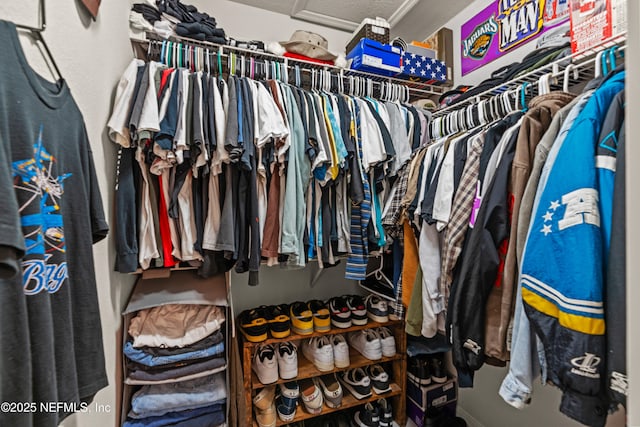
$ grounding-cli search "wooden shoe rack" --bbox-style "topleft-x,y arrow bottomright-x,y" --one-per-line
241,318 -> 407,426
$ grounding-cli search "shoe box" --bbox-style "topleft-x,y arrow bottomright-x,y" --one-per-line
118,271 -> 232,425
347,38 -> 403,77
407,399 -> 457,427
406,376 -> 458,414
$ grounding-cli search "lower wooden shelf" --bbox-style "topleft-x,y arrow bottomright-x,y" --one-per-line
252,348 -> 403,389
252,383 -> 402,426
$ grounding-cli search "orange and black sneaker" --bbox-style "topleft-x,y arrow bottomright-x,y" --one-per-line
265,304 -> 291,338
240,308 -> 268,343
308,299 -> 331,332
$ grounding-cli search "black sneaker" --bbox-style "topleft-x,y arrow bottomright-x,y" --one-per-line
345,295 -> 368,325
264,304 -> 291,338
408,356 -> 431,386
376,398 -> 393,427
339,368 -> 372,400
430,353 -> 448,383
240,307 -> 268,343
353,402 -> 380,427
365,364 -> 391,394
328,297 -> 352,328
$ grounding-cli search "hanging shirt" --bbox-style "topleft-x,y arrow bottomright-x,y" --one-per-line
0,20 -> 109,427
384,102 -> 412,175
355,98 -> 386,171
108,58 -> 145,147
280,86 -> 311,267
432,134 -> 466,231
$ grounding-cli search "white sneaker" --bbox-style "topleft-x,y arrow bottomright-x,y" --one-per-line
302,336 -> 335,371
348,329 -> 382,361
377,327 -> 396,357
314,374 -> 343,408
276,342 -> 298,380
253,344 -> 279,384
300,378 -> 324,414
332,334 -> 350,368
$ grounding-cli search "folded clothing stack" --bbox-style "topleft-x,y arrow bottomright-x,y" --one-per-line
123,304 -> 227,425
124,374 -> 227,427
158,0 -> 227,43
125,304 -> 227,384
130,0 -> 228,44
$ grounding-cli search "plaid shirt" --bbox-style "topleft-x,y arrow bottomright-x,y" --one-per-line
440,132 -> 486,306
382,163 -> 409,240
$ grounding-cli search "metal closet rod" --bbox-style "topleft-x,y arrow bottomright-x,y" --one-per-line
141,32 -> 447,99
432,33 -> 627,119
429,37 -> 626,139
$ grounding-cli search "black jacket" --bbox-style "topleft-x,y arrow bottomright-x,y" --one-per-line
447,123 -> 519,377
603,92 -> 626,409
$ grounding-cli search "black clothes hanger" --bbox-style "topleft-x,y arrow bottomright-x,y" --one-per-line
14,0 -> 63,83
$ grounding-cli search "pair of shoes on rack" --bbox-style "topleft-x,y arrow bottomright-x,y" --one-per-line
328,295 -> 368,328
301,334 -> 350,371
315,373 -> 344,408
348,327 -> 396,360
277,381 -> 300,422
253,341 -> 298,384
290,300 -> 331,334
353,398 -> 393,427
241,304 -> 292,342
254,385 -> 277,427
295,373 -> 345,415
339,364 -> 391,400
408,352 -> 448,386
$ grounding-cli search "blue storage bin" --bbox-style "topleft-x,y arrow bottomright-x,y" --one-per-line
347,38 -> 402,77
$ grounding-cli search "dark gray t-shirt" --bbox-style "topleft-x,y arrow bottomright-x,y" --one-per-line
0,20 -> 108,426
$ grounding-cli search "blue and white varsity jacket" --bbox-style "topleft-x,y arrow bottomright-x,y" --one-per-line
520,70 -> 624,427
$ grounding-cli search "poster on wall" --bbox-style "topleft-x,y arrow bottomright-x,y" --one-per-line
461,0 -> 570,76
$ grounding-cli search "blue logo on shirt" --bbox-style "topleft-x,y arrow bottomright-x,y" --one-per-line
11,126 -> 71,295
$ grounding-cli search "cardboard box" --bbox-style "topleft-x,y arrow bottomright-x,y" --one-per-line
407,377 -> 458,410
119,272 -> 231,426
570,0 -> 627,53
347,38 -> 402,77
407,397 -> 457,427
406,42 -> 437,60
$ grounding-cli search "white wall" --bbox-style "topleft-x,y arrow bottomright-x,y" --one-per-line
626,2 -> 640,425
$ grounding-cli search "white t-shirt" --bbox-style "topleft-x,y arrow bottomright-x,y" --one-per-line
107,58 -> 144,147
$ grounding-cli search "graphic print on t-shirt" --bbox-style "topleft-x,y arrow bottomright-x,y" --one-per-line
11,126 -> 72,295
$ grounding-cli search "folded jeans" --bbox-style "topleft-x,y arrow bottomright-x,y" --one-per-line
124,340 -> 224,367
123,404 -> 224,427
129,373 -> 227,419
